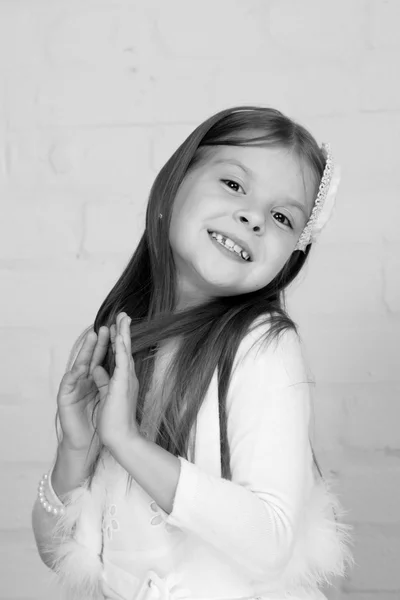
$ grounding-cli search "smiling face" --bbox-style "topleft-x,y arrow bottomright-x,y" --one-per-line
168,144 -> 317,310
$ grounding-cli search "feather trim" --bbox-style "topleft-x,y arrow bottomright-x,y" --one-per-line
43,451 -> 352,597
279,477 -> 354,591
49,539 -> 104,600
43,463 -> 107,599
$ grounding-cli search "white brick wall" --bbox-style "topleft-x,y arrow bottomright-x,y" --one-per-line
1,1 -> 399,599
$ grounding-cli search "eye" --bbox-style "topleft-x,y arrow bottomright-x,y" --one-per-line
273,212 -> 293,230
221,179 -> 245,194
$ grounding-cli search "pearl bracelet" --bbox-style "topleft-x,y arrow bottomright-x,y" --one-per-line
38,472 -> 65,516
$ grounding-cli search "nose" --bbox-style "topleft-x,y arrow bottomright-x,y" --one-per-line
235,208 -> 265,235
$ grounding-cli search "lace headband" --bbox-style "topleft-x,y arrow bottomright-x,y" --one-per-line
294,143 -> 340,253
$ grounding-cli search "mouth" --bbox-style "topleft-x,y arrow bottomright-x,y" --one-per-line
207,229 -> 252,262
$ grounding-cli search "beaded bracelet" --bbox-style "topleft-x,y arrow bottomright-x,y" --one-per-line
37,471 -> 65,516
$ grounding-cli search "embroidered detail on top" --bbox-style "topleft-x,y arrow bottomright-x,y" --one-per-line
148,501 -> 176,534
149,500 -> 163,526
139,571 -> 193,599
102,503 -> 120,540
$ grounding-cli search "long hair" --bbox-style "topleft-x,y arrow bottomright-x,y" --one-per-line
59,106 -> 326,484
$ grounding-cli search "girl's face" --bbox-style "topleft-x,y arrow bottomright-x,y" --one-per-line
169,144 -> 317,309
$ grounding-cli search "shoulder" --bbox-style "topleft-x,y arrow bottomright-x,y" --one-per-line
232,315 -> 310,390
225,315 -> 312,441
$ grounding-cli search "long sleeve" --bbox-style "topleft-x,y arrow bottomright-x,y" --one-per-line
165,323 -> 313,579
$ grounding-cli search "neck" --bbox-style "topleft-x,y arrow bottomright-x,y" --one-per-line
174,282 -> 212,313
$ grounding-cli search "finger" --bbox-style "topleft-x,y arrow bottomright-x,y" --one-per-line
89,326 -> 110,374
123,316 -> 132,359
110,324 -> 116,352
116,312 -> 125,337
114,333 -> 129,373
92,365 -> 110,402
61,363 -> 87,392
113,313 -> 127,358
71,330 -> 97,375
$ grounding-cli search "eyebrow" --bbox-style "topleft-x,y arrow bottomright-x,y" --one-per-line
213,158 -> 310,223
213,158 -> 252,176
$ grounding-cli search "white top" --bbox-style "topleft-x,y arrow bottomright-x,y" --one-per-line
37,319 -> 352,600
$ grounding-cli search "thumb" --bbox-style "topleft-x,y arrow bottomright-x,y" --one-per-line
92,365 -> 110,402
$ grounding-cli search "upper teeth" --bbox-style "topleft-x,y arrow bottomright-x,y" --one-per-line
210,231 -> 251,261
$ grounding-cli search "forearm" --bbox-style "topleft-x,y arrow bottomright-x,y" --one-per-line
109,434 -> 181,514
32,443 -> 93,568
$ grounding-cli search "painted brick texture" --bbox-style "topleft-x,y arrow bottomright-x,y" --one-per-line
1,1 -> 399,599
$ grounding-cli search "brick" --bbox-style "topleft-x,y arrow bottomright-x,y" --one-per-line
382,249 -> 400,313
360,51 -> 400,111
288,318 -> 400,383
339,451 -> 400,523
0,189 -> 97,208
4,71 -> 43,131
308,383 -> 347,453
0,404 -> 58,462
1,131 -> 62,187
321,187 -> 400,245
340,383 -> 400,449
0,79 -> 6,134
288,243 -> 383,316
43,4 -> 152,71
269,0 -> 366,61
299,114 -> 400,183
6,68 -> 154,130
151,124 -> 196,172
212,64 -> 359,119
0,4 -> 43,69
150,62 -> 215,123
369,0 -> 400,49
154,0 -> 269,60
84,197 -> 147,255
0,463 -> 50,530
0,257 -> 126,328
0,328 -> 51,401
343,524 -> 400,591
40,69 -> 155,126
3,128 -> 153,196
0,201 -> 82,259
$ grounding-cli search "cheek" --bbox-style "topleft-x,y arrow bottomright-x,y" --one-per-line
255,240 -> 294,284
170,190 -> 211,244
171,186 -> 200,226
168,205 -> 198,256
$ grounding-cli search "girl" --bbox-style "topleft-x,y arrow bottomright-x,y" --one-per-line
32,106 -> 353,600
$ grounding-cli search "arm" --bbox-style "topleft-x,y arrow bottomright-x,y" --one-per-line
31,442 -> 92,569
110,324 -> 313,578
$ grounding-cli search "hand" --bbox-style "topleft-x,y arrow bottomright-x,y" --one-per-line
57,326 -> 110,452
92,312 -> 140,451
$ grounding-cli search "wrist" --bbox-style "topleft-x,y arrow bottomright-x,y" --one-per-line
59,437 -> 94,456
107,428 -> 143,461
52,441 -> 93,498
